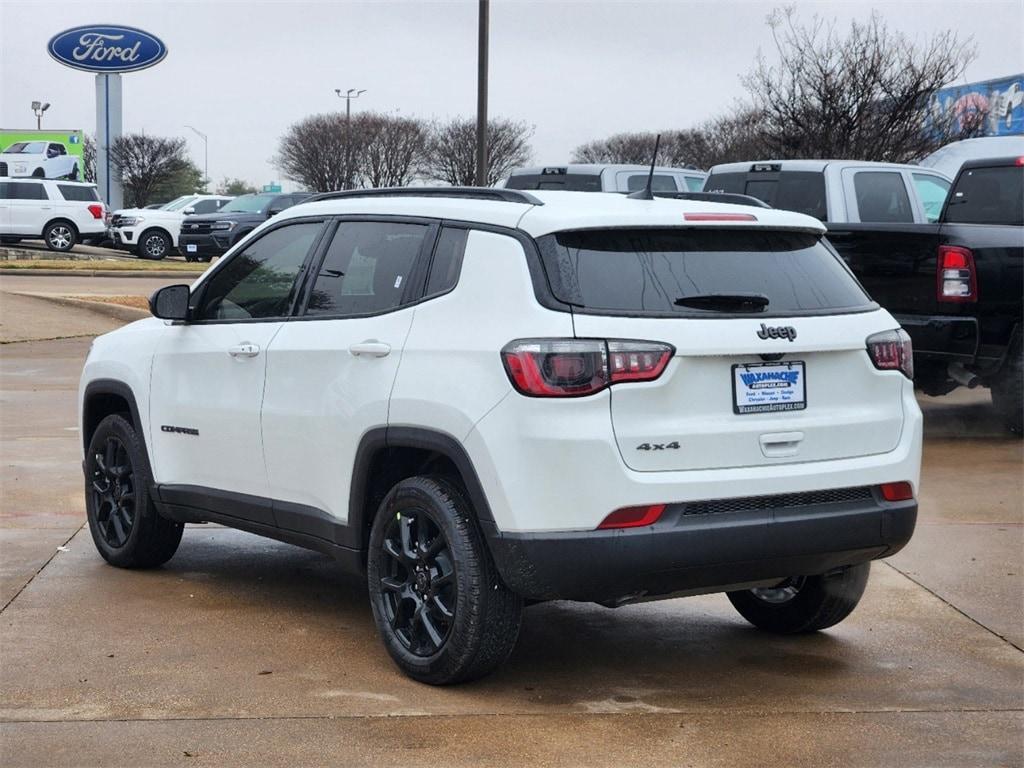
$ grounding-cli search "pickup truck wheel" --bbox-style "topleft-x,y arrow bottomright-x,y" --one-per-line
367,476 -> 523,685
727,562 -> 870,634
991,342 -> 1023,436
139,229 -> 170,260
85,414 -> 183,568
43,221 -> 77,252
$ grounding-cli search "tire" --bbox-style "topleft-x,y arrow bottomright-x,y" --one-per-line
367,476 -> 523,685
32,168 -> 45,178
138,229 -> 171,260
183,251 -> 198,262
991,340 -> 1023,436
199,255 -> 213,263
727,562 -> 870,634
43,220 -> 77,252
84,414 -> 183,568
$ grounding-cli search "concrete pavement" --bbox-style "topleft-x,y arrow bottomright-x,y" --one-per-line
0,275 -> 1021,767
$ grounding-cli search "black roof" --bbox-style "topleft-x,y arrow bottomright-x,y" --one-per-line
959,156 -> 1024,171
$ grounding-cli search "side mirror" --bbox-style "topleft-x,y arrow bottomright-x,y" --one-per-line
149,284 -> 191,321
267,206 -> 283,217
183,207 -> 195,215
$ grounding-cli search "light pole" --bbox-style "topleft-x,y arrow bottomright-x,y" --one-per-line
31,101 -> 51,130
475,0 -> 489,187
334,88 -> 366,190
185,125 -> 208,191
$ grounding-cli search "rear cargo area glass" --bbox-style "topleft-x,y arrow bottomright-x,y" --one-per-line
537,229 -> 873,316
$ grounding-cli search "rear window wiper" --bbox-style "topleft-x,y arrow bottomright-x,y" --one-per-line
673,293 -> 770,312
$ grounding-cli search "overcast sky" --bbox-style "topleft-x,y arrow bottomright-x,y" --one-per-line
2,0 -> 1022,191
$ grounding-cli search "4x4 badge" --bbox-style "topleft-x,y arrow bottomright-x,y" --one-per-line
757,323 -> 797,342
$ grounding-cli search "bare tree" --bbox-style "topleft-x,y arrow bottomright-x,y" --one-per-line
422,117 -> 533,186
358,113 -> 427,188
572,130 -> 715,169
109,134 -> 190,207
273,112 -> 367,193
81,134 -> 97,184
743,7 -> 984,162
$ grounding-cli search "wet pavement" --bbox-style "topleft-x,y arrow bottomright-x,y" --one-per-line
0,277 -> 1021,767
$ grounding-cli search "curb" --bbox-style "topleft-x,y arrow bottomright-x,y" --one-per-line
0,269 -> 202,278
14,293 -> 151,323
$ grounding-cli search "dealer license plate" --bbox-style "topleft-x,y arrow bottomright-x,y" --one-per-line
186,244 -> 197,253
732,361 -> 806,415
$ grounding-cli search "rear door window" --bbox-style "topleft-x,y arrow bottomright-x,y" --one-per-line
536,228 -> 873,317
705,171 -> 827,220
190,199 -> 222,214
304,221 -> 429,317
7,182 -> 48,200
424,227 -> 469,297
853,172 -> 914,223
943,165 -> 1024,226
912,173 -> 951,223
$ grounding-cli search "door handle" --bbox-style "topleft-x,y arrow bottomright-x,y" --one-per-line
349,340 -> 391,358
228,342 -> 260,358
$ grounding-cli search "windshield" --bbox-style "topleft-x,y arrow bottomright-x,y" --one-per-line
537,228 -> 873,317
220,194 -> 276,214
4,142 -> 46,155
162,196 -> 199,212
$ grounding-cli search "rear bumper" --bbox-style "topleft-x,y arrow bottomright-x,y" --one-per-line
484,493 -> 917,603
896,313 -> 979,362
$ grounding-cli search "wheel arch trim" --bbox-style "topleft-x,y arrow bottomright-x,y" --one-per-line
82,378 -> 151,469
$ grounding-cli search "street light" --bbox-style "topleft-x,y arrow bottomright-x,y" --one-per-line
476,0 -> 489,186
31,101 -> 51,130
334,88 -> 366,190
185,125 -> 208,191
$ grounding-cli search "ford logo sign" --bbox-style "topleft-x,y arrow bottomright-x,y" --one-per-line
47,25 -> 168,73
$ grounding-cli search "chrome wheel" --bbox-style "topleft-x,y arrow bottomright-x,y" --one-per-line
47,224 -> 73,251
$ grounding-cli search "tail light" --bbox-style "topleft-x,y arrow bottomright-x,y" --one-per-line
879,482 -> 914,501
501,339 -> 673,397
597,504 -> 666,529
87,204 -> 104,220
937,245 -> 976,303
866,329 -> 913,380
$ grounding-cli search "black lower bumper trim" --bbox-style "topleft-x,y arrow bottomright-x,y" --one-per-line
483,497 -> 917,603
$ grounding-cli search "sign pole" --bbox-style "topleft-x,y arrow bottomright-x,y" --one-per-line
95,73 -> 123,210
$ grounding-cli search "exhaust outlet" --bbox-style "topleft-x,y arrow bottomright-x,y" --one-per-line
948,362 -> 980,389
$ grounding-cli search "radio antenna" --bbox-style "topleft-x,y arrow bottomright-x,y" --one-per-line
627,133 -> 661,200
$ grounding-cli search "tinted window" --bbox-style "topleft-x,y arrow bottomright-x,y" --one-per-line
190,199 -> 222,214
5,182 -> 48,200
684,176 -> 705,192
626,174 -> 678,192
57,184 -> 99,202
506,173 -> 603,191
944,165 -> 1024,226
537,229 -> 871,316
853,172 -> 913,223
197,222 -> 322,321
305,221 -> 428,317
425,227 -> 469,296
912,174 -> 950,223
704,172 -> 745,194
750,172 -> 827,220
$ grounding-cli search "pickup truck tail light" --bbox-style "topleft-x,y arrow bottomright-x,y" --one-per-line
501,339 -> 674,397
87,204 -> 104,220
866,329 -> 913,380
937,245 -> 977,303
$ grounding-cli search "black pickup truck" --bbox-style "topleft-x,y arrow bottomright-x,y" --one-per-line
705,157 -> 1023,433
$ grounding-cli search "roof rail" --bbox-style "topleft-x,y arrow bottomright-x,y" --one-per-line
652,191 -> 772,209
304,186 -> 544,206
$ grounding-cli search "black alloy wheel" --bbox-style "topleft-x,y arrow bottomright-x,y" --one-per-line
90,435 -> 136,548
378,508 -> 457,656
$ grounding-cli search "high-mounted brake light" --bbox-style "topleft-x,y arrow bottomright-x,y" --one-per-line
87,204 -> 104,220
597,504 -> 666,529
501,339 -> 673,397
879,482 -> 914,502
866,329 -> 913,380
937,245 -> 977,303
683,212 -> 757,222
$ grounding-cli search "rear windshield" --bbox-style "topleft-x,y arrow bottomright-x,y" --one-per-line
57,184 -> 99,202
943,165 -> 1023,226
705,171 -> 827,221
506,173 -> 603,191
536,229 -> 873,317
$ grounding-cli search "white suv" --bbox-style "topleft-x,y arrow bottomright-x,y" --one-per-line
78,188 -> 922,684
110,194 -> 233,259
0,178 -> 106,251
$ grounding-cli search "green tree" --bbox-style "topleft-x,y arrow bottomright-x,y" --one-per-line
217,177 -> 259,196
150,161 -> 205,205
109,134 -> 192,207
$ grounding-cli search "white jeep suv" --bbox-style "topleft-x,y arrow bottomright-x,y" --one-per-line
79,188 -> 921,684
110,194 -> 233,259
0,178 -> 106,251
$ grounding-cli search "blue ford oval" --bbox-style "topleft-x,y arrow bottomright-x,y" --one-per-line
47,25 -> 168,73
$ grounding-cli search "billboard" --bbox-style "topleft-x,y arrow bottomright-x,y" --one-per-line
931,73 -> 1024,136
0,129 -> 85,179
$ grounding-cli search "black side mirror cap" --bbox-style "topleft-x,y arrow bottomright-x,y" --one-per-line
267,208 -> 283,217
149,284 -> 191,321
